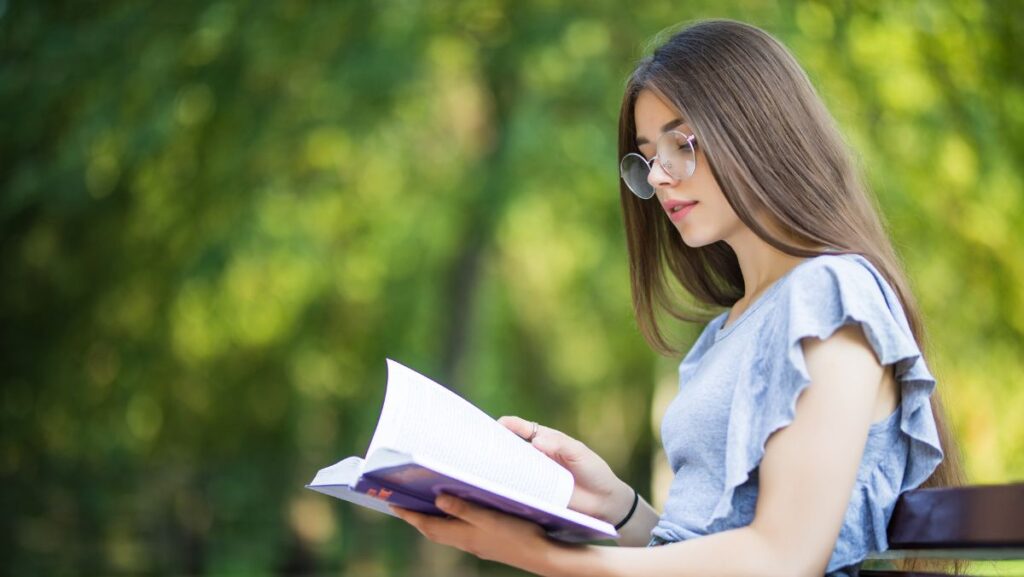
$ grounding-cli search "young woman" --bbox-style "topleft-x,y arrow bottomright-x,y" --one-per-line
393,19 -> 963,577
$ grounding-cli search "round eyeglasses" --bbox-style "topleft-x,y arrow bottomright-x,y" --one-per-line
619,130 -> 697,199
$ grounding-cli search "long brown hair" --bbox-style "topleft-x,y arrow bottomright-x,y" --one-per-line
618,18 -> 964,500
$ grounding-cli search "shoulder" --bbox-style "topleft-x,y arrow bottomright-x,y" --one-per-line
767,252 -> 922,373
776,253 -> 903,333
783,253 -> 888,301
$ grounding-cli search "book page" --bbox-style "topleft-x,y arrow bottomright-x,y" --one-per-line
305,457 -> 399,517
308,456 -> 364,487
365,359 -> 573,508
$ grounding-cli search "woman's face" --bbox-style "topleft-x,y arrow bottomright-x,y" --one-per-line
633,89 -> 745,248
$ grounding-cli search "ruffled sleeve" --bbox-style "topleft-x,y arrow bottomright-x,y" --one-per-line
707,253 -> 944,529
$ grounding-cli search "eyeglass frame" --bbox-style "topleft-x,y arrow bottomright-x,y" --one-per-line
619,130 -> 698,200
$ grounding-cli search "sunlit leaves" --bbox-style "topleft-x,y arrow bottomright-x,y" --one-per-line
1,1 -> 1022,575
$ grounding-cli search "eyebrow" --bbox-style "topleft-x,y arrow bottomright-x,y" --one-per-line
635,118 -> 686,146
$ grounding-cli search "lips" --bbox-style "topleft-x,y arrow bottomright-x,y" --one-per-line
662,199 -> 698,222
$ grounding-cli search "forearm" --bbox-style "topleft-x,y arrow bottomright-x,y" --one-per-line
543,525 -> 817,577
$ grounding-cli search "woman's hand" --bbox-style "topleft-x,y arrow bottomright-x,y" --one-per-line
499,416 -> 635,526
391,495 -> 572,575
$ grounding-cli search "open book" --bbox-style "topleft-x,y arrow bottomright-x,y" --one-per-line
306,359 -> 617,543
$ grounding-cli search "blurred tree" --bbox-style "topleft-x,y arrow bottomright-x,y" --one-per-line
1,0 -> 1021,575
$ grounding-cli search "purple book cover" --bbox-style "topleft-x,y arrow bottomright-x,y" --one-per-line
306,360 -> 618,544
359,461 -> 617,543
307,451 -> 617,543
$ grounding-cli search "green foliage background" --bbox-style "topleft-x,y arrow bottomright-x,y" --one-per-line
2,1 -> 1021,575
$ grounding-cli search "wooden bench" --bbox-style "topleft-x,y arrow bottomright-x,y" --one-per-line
861,482 -> 1024,576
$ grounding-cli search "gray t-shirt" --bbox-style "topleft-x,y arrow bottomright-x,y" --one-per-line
650,253 -> 944,574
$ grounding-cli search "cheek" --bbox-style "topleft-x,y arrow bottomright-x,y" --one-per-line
708,196 -> 745,237
709,191 -> 740,224
677,183 -> 745,246
694,174 -> 734,222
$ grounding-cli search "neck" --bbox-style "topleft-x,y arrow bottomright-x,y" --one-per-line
725,226 -> 808,302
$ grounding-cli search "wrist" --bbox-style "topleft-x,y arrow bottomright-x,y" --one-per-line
601,480 -> 637,525
613,487 -> 639,530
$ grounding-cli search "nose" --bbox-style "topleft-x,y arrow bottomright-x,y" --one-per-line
646,156 -> 679,191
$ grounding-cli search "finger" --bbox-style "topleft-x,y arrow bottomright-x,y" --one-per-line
391,508 -> 456,524
530,430 -> 589,465
500,416 -> 569,447
391,506 -> 429,526
393,505 -> 466,543
438,491 -> 516,528
497,415 -> 534,439
435,495 -> 495,526
391,506 -> 424,533
499,417 -> 588,465
500,416 -> 550,447
436,495 -> 543,538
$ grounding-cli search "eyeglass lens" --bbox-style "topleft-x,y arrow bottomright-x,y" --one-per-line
619,131 -> 696,199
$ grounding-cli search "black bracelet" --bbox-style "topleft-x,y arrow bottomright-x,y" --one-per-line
613,488 -> 639,530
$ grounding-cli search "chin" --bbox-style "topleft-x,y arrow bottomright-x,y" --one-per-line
678,228 -> 718,248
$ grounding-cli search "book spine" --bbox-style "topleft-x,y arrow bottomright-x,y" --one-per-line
354,477 -> 440,514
